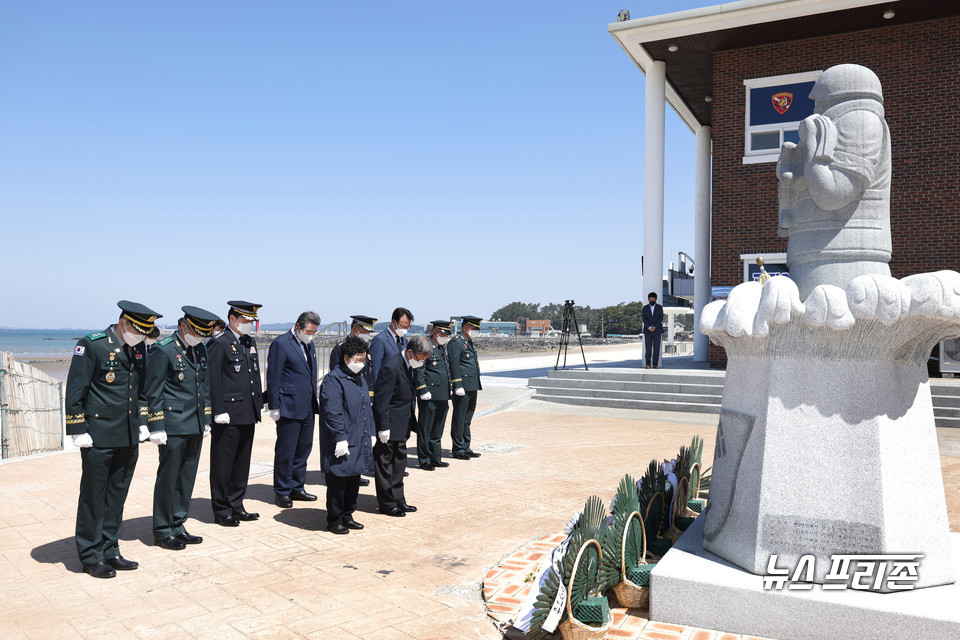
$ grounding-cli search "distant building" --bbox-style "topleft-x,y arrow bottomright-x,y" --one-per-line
520,319 -> 552,337
476,321 -> 519,335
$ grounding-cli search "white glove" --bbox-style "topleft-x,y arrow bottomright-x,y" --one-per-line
335,440 -> 349,458
72,433 -> 94,448
370,436 -> 376,449
149,430 -> 168,446
203,425 -> 211,438
420,392 -> 432,401
269,410 -> 280,421
378,430 -> 389,444
214,413 -> 230,424
138,425 -> 150,442
455,387 -> 466,397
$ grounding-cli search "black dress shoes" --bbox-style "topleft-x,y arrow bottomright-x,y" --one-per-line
83,561 -> 116,579
453,452 -> 471,460
177,531 -> 203,545
215,515 -> 240,527
291,489 -> 317,501
419,463 -> 435,471
398,503 -> 417,513
343,518 -> 364,530
467,450 -> 481,458
105,555 -> 138,571
329,523 -> 349,535
359,477 -> 371,486
380,507 -> 406,517
275,494 -> 293,508
156,536 -> 186,551
433,460 -> 449,468
233,510 -> 259,521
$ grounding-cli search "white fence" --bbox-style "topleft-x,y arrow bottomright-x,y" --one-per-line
0,352 -> 64,459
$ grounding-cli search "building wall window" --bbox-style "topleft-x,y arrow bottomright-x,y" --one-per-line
743,71 -> 821,164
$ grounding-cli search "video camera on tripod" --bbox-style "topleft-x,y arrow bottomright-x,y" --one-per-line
555,300 -> 588,371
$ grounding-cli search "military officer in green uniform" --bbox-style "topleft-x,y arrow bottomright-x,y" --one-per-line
66,300 -> 161,578
415,321 -> 453,470
145,306 -> 219,551
447,316 -> 483,460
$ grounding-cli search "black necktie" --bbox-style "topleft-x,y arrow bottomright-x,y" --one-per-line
186,346 -> 195,364
396,335 -> 402,349
303,343 -> 312,370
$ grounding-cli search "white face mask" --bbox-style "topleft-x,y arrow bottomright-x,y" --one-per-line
358,332 -> 373,343
183,332 -> 203,348
407,355 -> 425,369
346,361 -> 365,374
121,326 -> 145,346
235,320 -> 253,335
394,327 -> 408,338
464,329 -> 476,340
297,330 -> 314,345
437,335 -> 451,346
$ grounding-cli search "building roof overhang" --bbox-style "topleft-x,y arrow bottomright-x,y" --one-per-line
609,0 -> 960,131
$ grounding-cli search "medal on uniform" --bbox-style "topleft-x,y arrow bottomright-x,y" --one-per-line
109,352 -> 116,361
234,364 -> 242,372
178,372 -> 185,381
105,371 -> 116,383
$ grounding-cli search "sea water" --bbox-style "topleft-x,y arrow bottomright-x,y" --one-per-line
0,329 -> 96,358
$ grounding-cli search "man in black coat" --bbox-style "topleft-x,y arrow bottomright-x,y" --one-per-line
372,334 -> 432,517
641,292 -> 665,369
207,300 -> 264,527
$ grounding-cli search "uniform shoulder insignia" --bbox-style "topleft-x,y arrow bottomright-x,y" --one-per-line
158,337 -> 174,346
87,331 -> 106,341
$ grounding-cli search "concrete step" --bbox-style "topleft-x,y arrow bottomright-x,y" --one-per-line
932,394 -> 960,408
534,393 -> 722,415
936,415 -> 960,429
933,406 -> 960,418
531,386 -> 722,405
931,380 -> 960,397
529,377 -> 723,396
546,369 -> 725,386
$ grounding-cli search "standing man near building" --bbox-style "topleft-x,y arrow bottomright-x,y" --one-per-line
267,311 -> 320,509
66,300 -> 161,578
373,335 -> 432,516
642,292 -> 664,369
145,306 -> 219,550
207,300 -> 264,527
448,316 -> 483,461
415,321 -> 453,471
369,307 -> 413,381
319,336 -> 375,534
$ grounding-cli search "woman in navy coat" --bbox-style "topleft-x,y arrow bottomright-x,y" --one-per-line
319,336 -> 375,534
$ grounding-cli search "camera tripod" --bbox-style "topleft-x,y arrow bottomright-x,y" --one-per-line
555,300 -> 588,371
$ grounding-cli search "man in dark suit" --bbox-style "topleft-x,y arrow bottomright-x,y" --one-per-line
144,306 -> 219,550
66,300 -> 161,578
369,307 -> 413,381
329,314 -> 377,392
372,334 -> 432,517
207,300 -> 264,526
267,311 -> 321,508
448,316 -> 483,460
642,292 -> 665,369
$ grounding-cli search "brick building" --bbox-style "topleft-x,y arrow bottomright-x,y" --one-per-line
610,0 -> 960,367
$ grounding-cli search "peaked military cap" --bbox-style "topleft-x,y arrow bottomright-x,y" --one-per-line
182,306 -> 221,336
461,316 -> 483,329
431,320 -> 453,333
118,300 -> 162,335
350,315 -> 377,331
227,300 -> 262,320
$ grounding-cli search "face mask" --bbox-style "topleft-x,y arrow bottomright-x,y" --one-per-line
395,327 -> 408,338
297,330 -> 313,345
235,320 -> 253,335
121,327 -> 145,346
346,361 -> 365,374
464,329 -> 475,340
183,332 -> 203,348
358,332 -> 373,343
407,355 -> 425,369
437,336 -> 451,346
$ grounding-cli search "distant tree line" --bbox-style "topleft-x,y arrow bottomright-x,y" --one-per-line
490,300 -> 666,336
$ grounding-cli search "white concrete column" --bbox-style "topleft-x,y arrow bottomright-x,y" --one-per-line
666,310 -> 676,346
693,125 -> 712,362
642,60 -> 666,302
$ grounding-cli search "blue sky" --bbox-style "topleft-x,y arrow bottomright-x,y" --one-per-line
1,1 -> 718,329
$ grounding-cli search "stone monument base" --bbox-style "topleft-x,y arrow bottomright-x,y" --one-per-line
651,517 -> 960,640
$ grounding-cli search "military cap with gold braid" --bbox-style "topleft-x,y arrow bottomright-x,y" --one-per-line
431,320 -> 453,334
350,315 -> 377,331
227,300 -> 262,320
182,306 -> 221,336
461,316 -> 482,330
118,300 -> 162,335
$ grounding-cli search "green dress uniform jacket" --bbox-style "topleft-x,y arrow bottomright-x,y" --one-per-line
144,334 -> 211,540
447,333 -> 481,456
65,326 -> 147,566
415,341 -> 451,465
